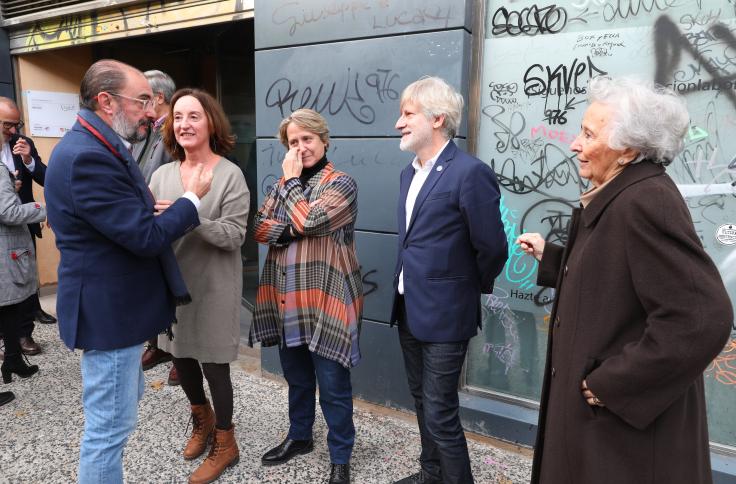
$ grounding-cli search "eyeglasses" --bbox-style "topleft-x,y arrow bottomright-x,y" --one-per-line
107,92 -> 154,111
1,120 -> 24,130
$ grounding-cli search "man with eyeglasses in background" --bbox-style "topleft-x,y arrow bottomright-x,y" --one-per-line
0,96 -> 55,359
132,69 -> 179,386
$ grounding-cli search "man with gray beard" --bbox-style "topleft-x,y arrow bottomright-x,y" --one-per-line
45,59 -> 212,483
391,77 -> 507,484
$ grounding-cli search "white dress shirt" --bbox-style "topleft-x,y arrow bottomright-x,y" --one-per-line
398,140 -> 450,295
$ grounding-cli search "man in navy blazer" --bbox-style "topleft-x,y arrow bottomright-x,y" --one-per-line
391,77 -> 508,484
0,97 -> 55,356
45,59 -> 212,483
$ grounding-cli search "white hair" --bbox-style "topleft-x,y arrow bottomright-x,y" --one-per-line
587,76 -> 689,165
400,76 -> 463,139
143,70 -> 176,104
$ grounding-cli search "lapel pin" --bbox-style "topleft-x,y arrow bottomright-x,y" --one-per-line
436,165 -> 443,172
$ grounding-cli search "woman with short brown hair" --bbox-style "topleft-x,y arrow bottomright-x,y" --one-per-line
251,108 -> 362,484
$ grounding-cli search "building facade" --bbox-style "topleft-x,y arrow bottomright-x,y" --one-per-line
1,0 -> 734,480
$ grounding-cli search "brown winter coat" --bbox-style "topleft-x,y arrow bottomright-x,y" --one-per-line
531,161 -> 732,484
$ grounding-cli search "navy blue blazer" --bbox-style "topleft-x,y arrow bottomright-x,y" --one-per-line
45,109 -> 200,351
9,134 -> 46,238
390,141 -> 508,343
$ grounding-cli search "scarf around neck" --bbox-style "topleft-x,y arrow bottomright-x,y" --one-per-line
77,109 -> 192,313
299,155 -> 328,185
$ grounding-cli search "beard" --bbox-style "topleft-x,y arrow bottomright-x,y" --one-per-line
399,125 -> 432,154
112,109 -> 148,143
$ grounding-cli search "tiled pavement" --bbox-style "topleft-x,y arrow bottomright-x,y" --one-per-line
0,295 -> 532,484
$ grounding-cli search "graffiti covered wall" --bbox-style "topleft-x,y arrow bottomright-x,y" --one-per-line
253,0 -> 476,415
468,0 -> 736,448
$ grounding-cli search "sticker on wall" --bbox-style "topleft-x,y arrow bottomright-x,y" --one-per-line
715,224 -> 736,246
24,90 -> 79,138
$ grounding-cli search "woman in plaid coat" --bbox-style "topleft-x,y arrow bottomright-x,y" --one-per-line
250,109 -> 362,484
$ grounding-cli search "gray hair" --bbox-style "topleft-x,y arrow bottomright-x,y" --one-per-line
144,70 -> 176,104
587,76 -> 689,165
80,59 -> 131,110
278,108 -> 330,149
400,76 -> 463,139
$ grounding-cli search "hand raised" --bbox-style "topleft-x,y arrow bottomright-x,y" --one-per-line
516,233 -> 545,261
184,164 -> 213,199
282,146 -> 303,179
12,138 -> 32,164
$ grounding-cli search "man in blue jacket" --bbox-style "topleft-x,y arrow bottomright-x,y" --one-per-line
45,59 -> 212,483
391,77 -> 508,484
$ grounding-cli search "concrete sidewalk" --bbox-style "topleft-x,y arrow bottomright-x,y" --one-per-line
0,295 -> 532,483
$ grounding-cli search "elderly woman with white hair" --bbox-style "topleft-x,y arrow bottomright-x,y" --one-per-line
517,76 -> 732,484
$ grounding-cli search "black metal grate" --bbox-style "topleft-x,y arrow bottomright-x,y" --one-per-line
0,0 -> 96,19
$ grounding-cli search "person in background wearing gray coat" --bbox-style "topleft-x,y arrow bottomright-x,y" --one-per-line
0,97 -> 55,358
151,88 -> 249,484
134,69 -> 180,385
0,127 -> 46,406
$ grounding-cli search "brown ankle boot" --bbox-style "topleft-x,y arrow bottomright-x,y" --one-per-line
188,425 -> 239,484
183,402 -> 215,460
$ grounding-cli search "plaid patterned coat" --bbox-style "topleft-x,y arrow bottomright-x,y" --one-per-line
250,162 -> 363,368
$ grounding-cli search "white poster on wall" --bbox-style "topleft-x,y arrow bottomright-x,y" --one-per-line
24,90 -> 79,138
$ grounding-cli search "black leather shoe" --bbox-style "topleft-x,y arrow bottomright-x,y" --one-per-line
393,470 -> 442,484
35,309 -> 57,324
261,437 -> 313,466
329,463 -> 350,484
20,336 -> 41,356
0,391 -> 14,407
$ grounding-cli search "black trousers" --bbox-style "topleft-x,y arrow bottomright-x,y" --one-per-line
397,296 -> 474,484
0,296 -> 33,357
173,357 -> 233,430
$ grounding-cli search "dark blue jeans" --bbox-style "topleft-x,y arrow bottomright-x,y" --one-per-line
399,320 -> 473,484
278,344 -> 355,464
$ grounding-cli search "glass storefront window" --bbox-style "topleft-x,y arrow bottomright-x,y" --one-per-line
468,0 -> 736,448
215,22 -> 259,308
